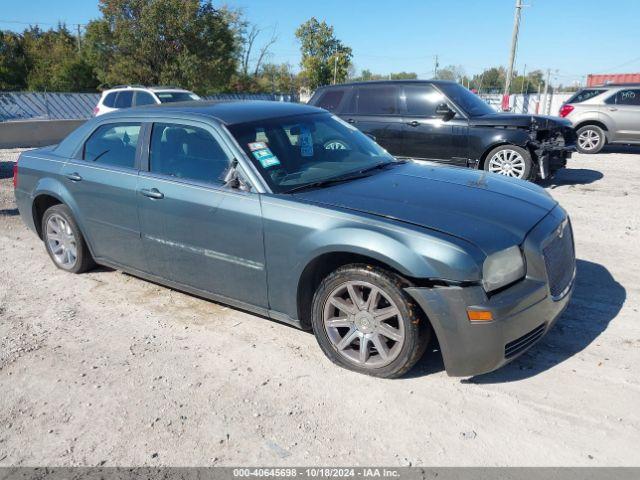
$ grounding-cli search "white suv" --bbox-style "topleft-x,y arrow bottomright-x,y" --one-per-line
93,85 -> 201,116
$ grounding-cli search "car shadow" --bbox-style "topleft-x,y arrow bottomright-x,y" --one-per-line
404,342 -> 446,378
601,144 -> 640,154
464,259 -> 625,384
540,168 -> 603,188
0,208 -> 19,216
0,160 -> 15,180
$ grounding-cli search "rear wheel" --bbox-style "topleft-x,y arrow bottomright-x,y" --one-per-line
311,264 -> 430,378
42,204 -> 95,273
484,145 -> 533,180
575,125 -> 605,154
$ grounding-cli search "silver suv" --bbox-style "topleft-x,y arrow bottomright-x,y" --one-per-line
559,84 -> 640,154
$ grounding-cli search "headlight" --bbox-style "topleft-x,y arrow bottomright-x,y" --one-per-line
482,246 -> 526,292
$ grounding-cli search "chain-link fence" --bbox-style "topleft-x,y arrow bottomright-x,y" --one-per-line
478,92 -> 574,115
0,91 -> 299,122
0,93 -> 100,121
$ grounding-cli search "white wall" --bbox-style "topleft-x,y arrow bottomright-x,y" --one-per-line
479,92 -> 573,116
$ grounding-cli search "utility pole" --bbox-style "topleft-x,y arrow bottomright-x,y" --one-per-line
333,56 -> 338,85
504,0 -> 523,98
433,55 -> 439,78
75,24 -> 82,52
541,68 -> 551,115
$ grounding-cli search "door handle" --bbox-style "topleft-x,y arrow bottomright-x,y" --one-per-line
140,188 -> 164,199
406,120 -> 420,127
608,107 -> 618,111
65,172 -> 82,182
347,118 -> 356,124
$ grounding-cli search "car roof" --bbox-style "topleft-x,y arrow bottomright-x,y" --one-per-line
315,79 -> 459,89
100,100 -> 324,125
103,86 -> 193,93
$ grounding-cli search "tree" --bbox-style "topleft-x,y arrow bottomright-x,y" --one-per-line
351,70 -> 417,82
434,65 -> 465,82
22,25 -> 98,92
240,24 -> 277,78
257,63 -> 298,92
295,17 -> 352,90
0,30 -> 28,90
390,71 -> 417,80
469,67 -> 506,93
83,0 -> 241,93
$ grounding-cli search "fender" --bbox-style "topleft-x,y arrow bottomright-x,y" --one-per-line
470,127 -> 533,168
261,194 -> 484,322
294,226 -> 482,285
31,177 -> 98,256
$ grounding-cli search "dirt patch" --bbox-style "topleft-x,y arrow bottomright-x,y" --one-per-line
1,148 -> 639,466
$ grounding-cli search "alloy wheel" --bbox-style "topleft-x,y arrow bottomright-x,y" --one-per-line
45,214 -> 78,268
577,129 -> 601,151
323,280 -> 405,368
488,149 -> 526,178
324,140 -> 349,150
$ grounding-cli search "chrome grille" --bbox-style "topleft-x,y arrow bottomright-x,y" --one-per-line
543,220 -> 576,299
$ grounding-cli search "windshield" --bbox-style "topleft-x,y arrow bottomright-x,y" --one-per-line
155,91 -> 200,103
438,83 -> 496,117
228,112 -> 396,193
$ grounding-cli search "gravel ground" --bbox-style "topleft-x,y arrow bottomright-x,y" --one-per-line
0,146 -> 639,466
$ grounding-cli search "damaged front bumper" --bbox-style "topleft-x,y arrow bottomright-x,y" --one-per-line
534,144 -> 574,180
530,125 -> 577,179
405,205 -> 575,377
406,277 -> 572,377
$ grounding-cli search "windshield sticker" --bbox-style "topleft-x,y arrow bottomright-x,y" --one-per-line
248,141 -> 268,151
252,147 -> 281,168
299,125 -> 314,157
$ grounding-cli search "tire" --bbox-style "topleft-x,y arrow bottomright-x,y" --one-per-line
42,204 -> 95,273
311,264 -> 431,378
483,145 -> 534,180
575,125 -> 606,154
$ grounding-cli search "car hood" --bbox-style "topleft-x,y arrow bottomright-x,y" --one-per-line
293,162 -> 557,255
469,112 -> 571,129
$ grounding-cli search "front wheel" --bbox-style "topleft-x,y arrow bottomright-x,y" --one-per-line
575,125 -> 605,154
311,264 -> 430,378
484,145 -> 533,180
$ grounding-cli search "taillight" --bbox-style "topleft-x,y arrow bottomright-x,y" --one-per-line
559,104 -> 574,118
92,106 -> 99,116
12,159 -> 18,188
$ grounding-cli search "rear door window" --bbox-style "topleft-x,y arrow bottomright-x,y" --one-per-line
134,91 -> 156,106
403,84 -> 447,117
613,89 -> 640,106
83,123 -> 141,169
356,85 -> 400,115
149,123 -> 230,185
315,89 -> 345,111
114,91 -> 133,108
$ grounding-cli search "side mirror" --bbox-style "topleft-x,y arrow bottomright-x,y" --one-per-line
435,103 -> 455,119
223,159 -> 251,191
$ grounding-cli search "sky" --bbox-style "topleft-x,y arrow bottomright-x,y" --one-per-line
2,0 -> 640,86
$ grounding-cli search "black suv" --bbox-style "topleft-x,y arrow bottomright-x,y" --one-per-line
308,80 -> 576,181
